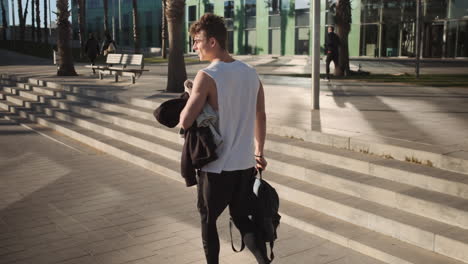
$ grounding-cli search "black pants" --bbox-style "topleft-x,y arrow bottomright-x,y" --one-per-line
326,53 -> 339,77
197,168 -> 270,264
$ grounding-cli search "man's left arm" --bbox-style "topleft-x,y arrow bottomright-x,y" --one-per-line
179,71 -> 213,129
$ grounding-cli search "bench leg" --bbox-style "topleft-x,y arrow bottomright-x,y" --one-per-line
99,72 -> 103,80
115,74 -> 118,82
131,75 -> 136,84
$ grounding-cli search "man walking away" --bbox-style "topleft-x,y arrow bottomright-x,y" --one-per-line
325,26 -> 340,80
84,33 -> 100,74
84,33 -> 100,65
179,13 -> 270,264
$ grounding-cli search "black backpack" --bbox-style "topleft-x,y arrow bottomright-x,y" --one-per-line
230,169 -> 281,261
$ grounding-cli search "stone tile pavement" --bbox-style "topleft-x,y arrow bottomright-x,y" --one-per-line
0,119 -> 384,264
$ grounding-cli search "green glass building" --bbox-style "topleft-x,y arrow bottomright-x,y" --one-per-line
72,0 -> 468,58
185,0 -> 468,58
71,0 -> 162,50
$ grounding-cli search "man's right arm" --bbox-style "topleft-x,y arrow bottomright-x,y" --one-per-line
255,81 -> 267,170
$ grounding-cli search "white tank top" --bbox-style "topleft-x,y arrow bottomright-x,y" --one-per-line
201,60 -> 260,173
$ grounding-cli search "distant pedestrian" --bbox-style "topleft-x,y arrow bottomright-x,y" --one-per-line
101,33 -> 117,56
84,33 -> 100,66
325,26 -> 340,80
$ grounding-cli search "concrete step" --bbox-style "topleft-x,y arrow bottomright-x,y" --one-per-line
0,99 -> 18,112
266,170 -> 468,262
1,86 -> 22,95
267,149 -> 468,229
38,106 -> 181,161
9,107 -> 183,184
5,95 -> 36,107
280,200 -> 466,264
266,134 -> 468,200
31,86 -> 66,98
65,93 -> 155,121
0,91 -> 7,100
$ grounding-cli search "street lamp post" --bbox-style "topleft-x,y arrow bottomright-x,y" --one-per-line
11,0 -> 16,43
415,0 -> 421,78
311,0 -> 320,110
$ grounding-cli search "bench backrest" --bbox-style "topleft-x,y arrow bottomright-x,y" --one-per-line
106,53 -> 143,68
106,54 -> 123,64
121,54 -> 143,66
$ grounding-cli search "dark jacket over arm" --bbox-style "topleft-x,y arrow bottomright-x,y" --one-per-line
154,93 -> 218,187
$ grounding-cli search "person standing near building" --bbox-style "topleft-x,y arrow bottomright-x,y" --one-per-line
101,32 -> 117,56
179,13 -> 270,264
325,26 -> 340,80
84,33 -> 100,67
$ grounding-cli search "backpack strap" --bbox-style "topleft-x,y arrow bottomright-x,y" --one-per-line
229,217 -> 245,252
268,241 -> 275,261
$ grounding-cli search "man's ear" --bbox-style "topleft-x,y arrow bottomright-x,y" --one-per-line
209,37 -> 217,48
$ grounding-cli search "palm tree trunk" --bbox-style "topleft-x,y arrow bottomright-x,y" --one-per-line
77,0 -> 86,59
17,0 -> 25,41
56,0 -> 77,76
166,0 -> 186,92
132,0 -> 140,53
0,0 -> 7,40
335,0 -> 351,76
31,0 -> 35,41
103,0 -> 109,34
35,0 -> 41,42
161,0 -> 167,58
44,0 -> 49,44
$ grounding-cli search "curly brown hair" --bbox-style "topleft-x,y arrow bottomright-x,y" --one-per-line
189,13 -> 227,50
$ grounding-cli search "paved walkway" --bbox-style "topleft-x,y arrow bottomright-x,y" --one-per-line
0,118 -> 384,264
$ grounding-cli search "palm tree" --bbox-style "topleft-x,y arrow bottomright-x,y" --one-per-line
132,0 -> 140,53
77,0 -> 86,59
56,0 -> 77,76
166,0 -> 187,92
103,0 -> 109,34
35,0 -> 41,42
161,0 -> 167,58
44,0 -> 49,44
335,0 -> 351,76
0,0 -> 7,40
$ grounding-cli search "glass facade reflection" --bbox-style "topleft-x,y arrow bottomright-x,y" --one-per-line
356,0 -> 468,58
70,0 -> 468,58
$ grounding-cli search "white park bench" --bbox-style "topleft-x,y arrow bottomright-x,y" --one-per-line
86,53 -> 149,84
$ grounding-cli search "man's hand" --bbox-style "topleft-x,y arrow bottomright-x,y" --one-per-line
255,156 -> 267,170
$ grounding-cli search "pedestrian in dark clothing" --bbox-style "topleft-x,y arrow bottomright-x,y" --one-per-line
101,33 -> 117,56
84,33 -> 100,66
325,26 -> 340,80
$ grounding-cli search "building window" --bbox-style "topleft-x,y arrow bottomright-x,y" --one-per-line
145,11 -> 153,46
294,0 -> 309,55
89,0 -> 102,8
224,1 -> 234,18
246,30 -> 257,54
188,5 -> 197,52
359,24 -> 378,57
205,3 -> 214,13
268,0 -> 281,14
424,0 -> 449,20
188,5 -> 197,22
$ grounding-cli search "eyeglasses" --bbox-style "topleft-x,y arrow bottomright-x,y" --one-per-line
193,38 -> 205,45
